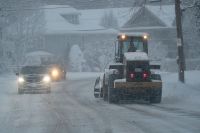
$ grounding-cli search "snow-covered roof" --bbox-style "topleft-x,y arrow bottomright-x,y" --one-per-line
44,5 -> 81,34
44,5 -> 135,34
80,7 -> 137,29
44,4 -> 175,34
44,5 -> 80,14
146,5 -> 175,27
124,52 -> 149,61
25,51 -> 54,58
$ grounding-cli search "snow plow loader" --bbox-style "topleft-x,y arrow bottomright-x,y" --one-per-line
94,33 -> 162,103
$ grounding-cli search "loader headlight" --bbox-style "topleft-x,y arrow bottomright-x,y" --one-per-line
143,35 -> 148,40
43,75 -> 51,83
121,34 -> 126,40
18,77 -> 25,83
51,69 -> 59,77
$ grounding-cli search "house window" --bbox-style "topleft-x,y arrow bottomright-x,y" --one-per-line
61,14 -> 79,25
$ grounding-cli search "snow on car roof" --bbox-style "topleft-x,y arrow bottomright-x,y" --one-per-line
25,51 -> 54,57
23,51 -> 55,66
124,52 -> 149,61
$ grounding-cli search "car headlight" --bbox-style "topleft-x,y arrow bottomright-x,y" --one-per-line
51,69 -> 59,77
18,77 -> 25,83
43,75 -> 51,83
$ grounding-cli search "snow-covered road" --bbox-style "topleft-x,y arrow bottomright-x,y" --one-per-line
0,72 -> 200,133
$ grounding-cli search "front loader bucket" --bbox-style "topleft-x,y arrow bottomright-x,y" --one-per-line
113,79 -> 162,103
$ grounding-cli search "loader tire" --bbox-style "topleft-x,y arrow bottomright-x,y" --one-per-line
108,74 -> 119,104
150,88 -> 162,103
100,88 -> 103,98
108,87 -> 118,103
103,85 -> 108,101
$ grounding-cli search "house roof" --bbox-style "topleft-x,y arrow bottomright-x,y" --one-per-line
121,5 -> 175,31
44,5 -> 175,35
44,5 -> 136,34
146,5 -> 175,27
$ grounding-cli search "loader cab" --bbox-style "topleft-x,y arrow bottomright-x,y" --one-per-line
115,33 -> 149,63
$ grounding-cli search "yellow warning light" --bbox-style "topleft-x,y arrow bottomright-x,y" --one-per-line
121,34 -> 126,40
143,35 -> 148,40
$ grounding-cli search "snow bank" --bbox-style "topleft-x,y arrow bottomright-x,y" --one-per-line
162,71 -> 200,111
67,72 -> 102,80
124,52 -> 149,61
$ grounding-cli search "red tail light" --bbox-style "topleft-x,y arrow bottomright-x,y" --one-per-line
143,72 -> 149,79
129,72 -> 135,79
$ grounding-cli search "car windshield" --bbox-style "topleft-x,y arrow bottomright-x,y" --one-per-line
20,66 -> 48,74
122,37 -> 144,53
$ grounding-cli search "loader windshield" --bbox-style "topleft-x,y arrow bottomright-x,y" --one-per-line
122,37 -> 144,54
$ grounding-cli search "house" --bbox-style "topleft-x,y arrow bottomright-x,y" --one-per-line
43,4 -> 177,71
43,5 -> 134,67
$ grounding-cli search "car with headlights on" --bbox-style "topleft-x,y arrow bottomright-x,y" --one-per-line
16,66 -> 51,94
49,64 -> 66,81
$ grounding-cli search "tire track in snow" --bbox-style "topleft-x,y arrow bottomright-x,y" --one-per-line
151,104 -> 200,119
63,79 -> 112,133
65,79 -> 147,133
120,104 -> 200,133
42,79 -> 108,133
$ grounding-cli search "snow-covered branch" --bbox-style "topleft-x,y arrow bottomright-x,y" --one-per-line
182,0 -> 199,11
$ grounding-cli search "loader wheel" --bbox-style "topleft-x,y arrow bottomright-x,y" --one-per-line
108,87 -> 118,103
103,85 -> 108,101
108,74 -> 119,104
100,88 -> 103,98
150,88 -> 162,103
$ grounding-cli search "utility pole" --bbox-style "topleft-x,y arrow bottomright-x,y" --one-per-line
175,0 -> 185,83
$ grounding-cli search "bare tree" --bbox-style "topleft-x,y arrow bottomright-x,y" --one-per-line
194,0 -> 200,32
0,0 -> 45,65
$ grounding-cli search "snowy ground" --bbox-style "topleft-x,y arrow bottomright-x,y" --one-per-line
0,71 -> 199,133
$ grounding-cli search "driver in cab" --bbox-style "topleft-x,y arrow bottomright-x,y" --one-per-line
128,40 -> 136,52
